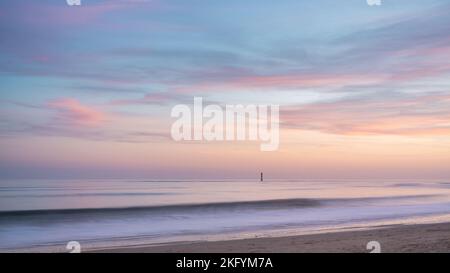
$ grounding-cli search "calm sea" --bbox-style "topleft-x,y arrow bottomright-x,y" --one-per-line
1,178 -> 450,251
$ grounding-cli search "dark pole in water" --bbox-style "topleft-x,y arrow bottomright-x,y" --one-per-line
260,172 -> 263,182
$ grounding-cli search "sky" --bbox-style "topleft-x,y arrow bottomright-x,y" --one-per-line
0,0 -> 450,179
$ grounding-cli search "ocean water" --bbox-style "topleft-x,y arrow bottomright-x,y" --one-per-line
1,178 -> 450,251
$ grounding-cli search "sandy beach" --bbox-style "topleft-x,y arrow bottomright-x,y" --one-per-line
91,222 -> 450,253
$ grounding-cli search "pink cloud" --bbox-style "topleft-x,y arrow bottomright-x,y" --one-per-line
31,55 -> 50,63
174,73 -> 387,94
171,61 -> 449,95
235,74 -> 384,88
48,98 -> 106,126
282,93 -> 450,136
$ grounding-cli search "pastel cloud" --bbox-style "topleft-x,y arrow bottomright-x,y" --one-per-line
172,73 -> 387,95
282,92 -> 450,136
48,98 -> 106,126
